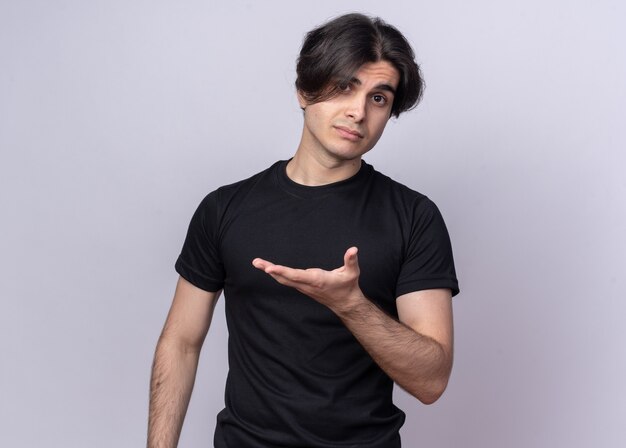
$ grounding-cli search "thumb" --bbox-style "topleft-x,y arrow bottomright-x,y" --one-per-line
343,246 -> 359,272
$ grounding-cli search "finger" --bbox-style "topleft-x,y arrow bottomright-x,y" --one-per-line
267,264 -> 305,281
263,268 -> 305,289
264,270 -> 291,285
252,259 -> 295,277
343,246 -> 359,271
252,258 -> 275,271
271,266 -> 326,288
252,261 -> 296,287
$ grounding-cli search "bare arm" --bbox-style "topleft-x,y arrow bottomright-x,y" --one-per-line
252,247 -> 453,404
335,288 -> 452,404
147,276 -> 221,448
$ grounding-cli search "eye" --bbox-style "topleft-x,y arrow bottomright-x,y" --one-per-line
372,94 -> 387,105
338,82 -> 351,92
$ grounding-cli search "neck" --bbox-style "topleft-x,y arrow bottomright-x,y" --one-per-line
287,129 -> 363,186
286,150 -> 362,186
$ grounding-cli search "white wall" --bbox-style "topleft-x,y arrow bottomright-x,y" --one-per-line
1,1 -> 624,446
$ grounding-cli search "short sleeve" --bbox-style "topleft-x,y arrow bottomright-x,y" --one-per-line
175,192 -> 225,292
395,198 -> 459,298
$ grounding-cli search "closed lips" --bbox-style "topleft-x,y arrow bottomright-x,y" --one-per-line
335,126 -> 363,138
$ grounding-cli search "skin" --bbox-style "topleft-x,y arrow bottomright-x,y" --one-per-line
147,278 -> 221,448
252,250 -> 453,404
288,60 -> 401,185
147,60 -> 454,447
256,61 -> 454,403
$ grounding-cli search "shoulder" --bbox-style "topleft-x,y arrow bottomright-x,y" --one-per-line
216,161 -> 282,200
365,162 -> 436,216
196,161 -> 283,212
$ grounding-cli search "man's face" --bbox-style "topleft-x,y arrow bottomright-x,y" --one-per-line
298,60 -> 400,163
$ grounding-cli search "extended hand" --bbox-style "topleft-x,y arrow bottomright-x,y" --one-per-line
252,247 -> 365,314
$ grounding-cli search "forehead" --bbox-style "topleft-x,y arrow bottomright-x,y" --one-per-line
353,60 -> 400,90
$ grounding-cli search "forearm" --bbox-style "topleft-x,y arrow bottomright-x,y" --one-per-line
335,296 -> 452,404
252,249 -> 453,403
147,337 -> 201,448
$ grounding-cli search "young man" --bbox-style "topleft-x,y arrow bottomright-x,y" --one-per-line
148,13 -> 459,448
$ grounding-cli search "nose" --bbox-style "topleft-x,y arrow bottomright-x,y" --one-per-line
345,94 -> 366,122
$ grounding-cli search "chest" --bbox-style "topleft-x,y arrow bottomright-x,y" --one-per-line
218,191 -> 408,315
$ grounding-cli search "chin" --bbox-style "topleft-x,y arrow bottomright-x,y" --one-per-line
326,143 -> 371,160
327,149 -> 367,162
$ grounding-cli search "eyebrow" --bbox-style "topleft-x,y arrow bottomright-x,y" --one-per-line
349,77 -> 397,95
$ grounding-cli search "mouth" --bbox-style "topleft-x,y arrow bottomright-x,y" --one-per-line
334,125 -> 364,140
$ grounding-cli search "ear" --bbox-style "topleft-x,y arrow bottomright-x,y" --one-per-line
296,90 -> 308,110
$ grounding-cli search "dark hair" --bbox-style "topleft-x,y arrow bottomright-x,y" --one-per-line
295,13 -> 424,118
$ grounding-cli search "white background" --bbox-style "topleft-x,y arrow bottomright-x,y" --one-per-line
1,1 -> 625,447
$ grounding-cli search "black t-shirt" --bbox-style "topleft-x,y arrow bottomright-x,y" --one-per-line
176,160 -> 459,447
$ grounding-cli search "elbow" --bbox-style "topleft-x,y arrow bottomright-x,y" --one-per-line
418,387 -> 445,405
417,347 -> 453,404
411,375 -> 450,405
403,340 -> 453,404
157,331 -> 203,356
418,383 -> 448,405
